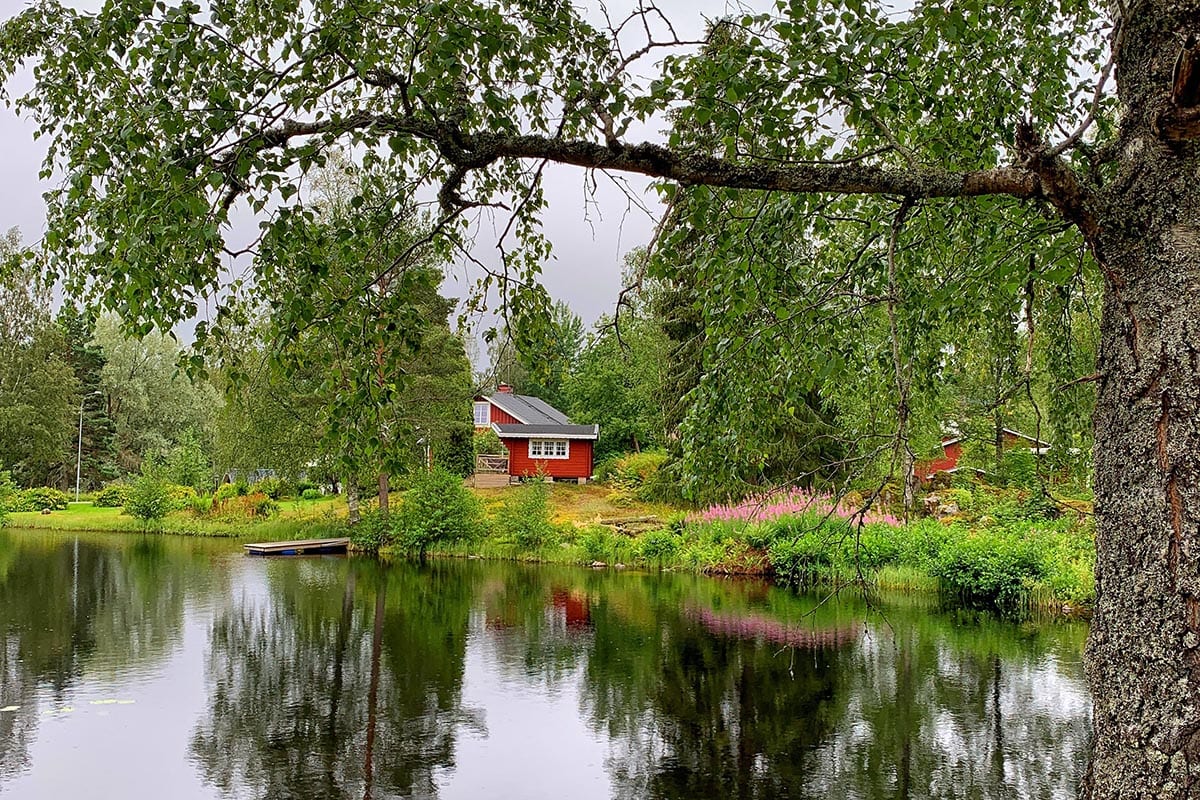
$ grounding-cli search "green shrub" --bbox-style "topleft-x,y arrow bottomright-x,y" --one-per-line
444,425 -> 476,477
637,459 -> 685,504
301,488 -> 321,500
94,483 -> 130,508
348,508 -> 392,553
10,487 -> 70,512
213,483 -> 241,503
295,480 -> 317,495
1022,519 -> 1095,604
846,524 -> 904,570
474,428 -> 506,455
888,519 -> 949,569
939,487 -> 974,513
164,484 -> 198,510
247,492 -> 279,518
998,448 -> 1039,489
600,451 -> 669,497
0,472 -> 14,527
160,429 -> 212,491
744,521 -> 779,551
578,525 -> 619,563
395,467 -> 484,558
125,476 -> 173,527
184,494 -> 213,517
769,533 -> 833,586
1018,492 -> 1060,521
209,491 -> 278,519
251,477 -> 294,500
496,478 -> 557,549
636,528 -> 680,567
765,514 -> 850,586
931,529 -> 1044,608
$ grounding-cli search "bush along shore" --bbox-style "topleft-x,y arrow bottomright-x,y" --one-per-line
351,465 -> 1095,617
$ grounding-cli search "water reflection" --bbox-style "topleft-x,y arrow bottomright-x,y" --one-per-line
0,531 -> 1091,799
190,560 -> 480,800
0,531 -> 224,789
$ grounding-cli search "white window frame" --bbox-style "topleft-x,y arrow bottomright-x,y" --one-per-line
529,439 -> 570,459
473,401 -> 490,427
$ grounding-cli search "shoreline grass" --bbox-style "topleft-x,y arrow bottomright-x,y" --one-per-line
7,496 -> 344,539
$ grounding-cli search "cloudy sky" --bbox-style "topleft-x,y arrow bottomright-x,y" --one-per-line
0,0 -> 745,340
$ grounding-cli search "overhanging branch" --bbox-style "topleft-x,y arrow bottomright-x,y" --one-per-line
210,111 -> 1051,212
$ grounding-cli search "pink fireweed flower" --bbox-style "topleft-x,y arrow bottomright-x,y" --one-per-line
690,488 -> 901,528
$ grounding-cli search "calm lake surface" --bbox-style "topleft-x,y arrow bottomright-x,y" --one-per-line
0,529 -> 1091,799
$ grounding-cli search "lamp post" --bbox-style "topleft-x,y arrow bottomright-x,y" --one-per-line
75,390 -> 103,502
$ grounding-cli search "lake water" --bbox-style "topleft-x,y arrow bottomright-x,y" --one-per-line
0,529 -> 1091,799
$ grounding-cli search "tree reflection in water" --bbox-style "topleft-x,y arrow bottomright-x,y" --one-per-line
0,531 -> 220,788
190,559 -> 481,800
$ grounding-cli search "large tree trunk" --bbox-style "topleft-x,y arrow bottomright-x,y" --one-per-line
1084,4 -> 1200,793
1086,234 -> 1200,797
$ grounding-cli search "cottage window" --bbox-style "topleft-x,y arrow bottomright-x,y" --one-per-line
529,439 -> 569,459
473,402 -> 490,427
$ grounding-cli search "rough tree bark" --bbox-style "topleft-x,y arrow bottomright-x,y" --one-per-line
1082,1 -> 1200,795
377,473 -> 389,516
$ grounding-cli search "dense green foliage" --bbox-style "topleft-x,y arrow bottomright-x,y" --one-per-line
566,299 -> 670,458
57,306 -> 120,488
6,487 -> 70,513
393,468 -> 484,559
347,508 -> 393,554
92,484 -> 130,510
0,471 -> 16,527
124,475 -> 173,527
596,450 -> 675,504
92,313 -> 219,475
488,300 -> 585,412
214,156 -> 475,497
473,428 -> 505,456
0,228 -> 78,487
494,479 -> 557,549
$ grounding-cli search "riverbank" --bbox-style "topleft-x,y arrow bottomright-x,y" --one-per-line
414,515 -> 1093,615
6,496 -> 344,538
5,480 -> 1095,615
387,480 -> 1095,615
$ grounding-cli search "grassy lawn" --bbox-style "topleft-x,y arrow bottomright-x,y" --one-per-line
8,495 -> 345,538
472,481 -> 678,525
5,484 -> 673,540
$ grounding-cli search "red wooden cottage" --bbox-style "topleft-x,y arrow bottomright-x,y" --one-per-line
473,385 -> 599,482
917,428 -> 1052,480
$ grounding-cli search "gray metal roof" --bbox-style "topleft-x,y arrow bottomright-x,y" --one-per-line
492,423 -> 599,440
486,392 -> 572,425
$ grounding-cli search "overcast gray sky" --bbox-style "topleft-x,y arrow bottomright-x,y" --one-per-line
0,0 -> 744,339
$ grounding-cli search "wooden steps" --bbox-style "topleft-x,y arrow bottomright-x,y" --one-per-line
470,473 -> 512,489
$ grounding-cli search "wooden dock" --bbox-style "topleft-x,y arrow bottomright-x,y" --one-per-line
243,537 -> 351,556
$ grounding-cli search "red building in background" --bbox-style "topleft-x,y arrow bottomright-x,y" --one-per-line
916,428 -> 1052,480
473,385 -> 598,482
